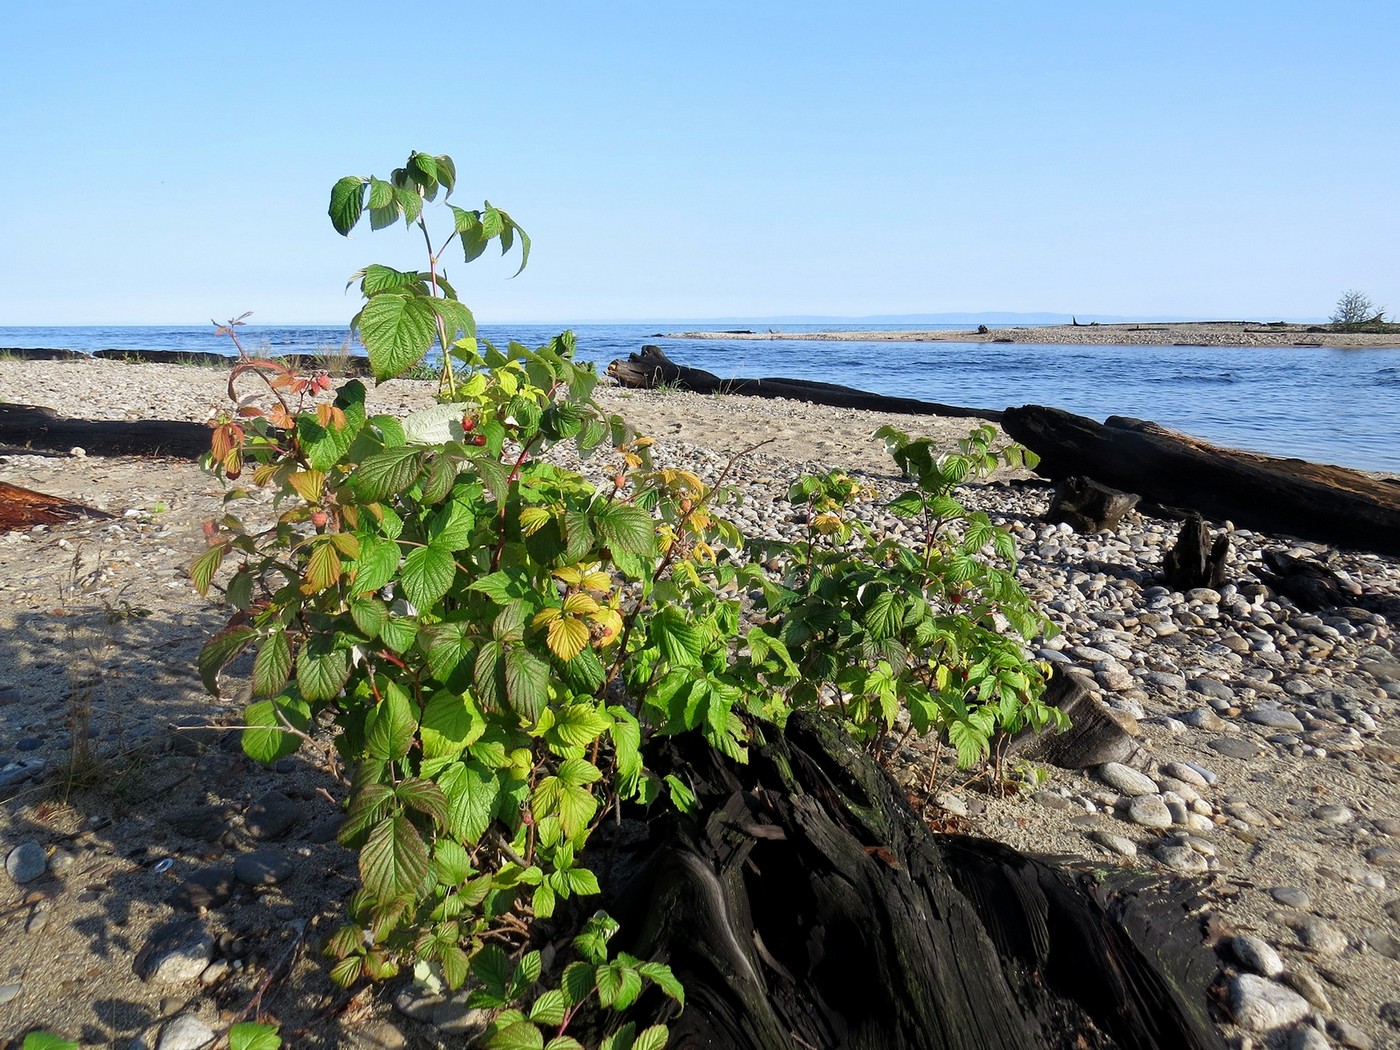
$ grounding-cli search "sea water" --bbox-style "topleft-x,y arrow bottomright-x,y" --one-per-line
1,324 -> 1397,474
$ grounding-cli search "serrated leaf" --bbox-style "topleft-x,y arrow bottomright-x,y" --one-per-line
421,690 -> 486,775
350,595 -> 390,638
528,988 -> 568,1027
439,760 -> 499,844
228,1022 -> 282,1050
653,607 -> 704,667
355,446 -> 423,501
397,776 -> 449,826
199,624 -> 257,694
366,681 -> 417,762
402,543 -> 456,610
242,695 -> 310,764
402,403 -> 466,445
357,293 -> 439,380
252,630 -> 293,698
595,962 -> 643,1010
532,879 -> 556,918
380,616 -> 418,653
548,704 -> 612,750
190,544 -> 225,595
558,757 -> 602,787
329,175 -> 366,235
636,961 -> 685,1006
361,812 -> 430,899
629,1026 -> 669,1050
561,960 -> 595,1005
350,534 -> 400,594
505,647 -> 549,721
304,540 -> 342,593
593,502 -> 655,556
422,620 -> 473,683
544,617 -> 590,662
863,589 -> 903,642
473,943 -> 510,997
296,637 -> 351,701
556,783 -> 598,842
486,1021 -> 544,1050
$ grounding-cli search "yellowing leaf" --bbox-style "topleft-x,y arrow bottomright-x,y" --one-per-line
519,506 -> 552,536
303,540 -> 342,593
533,607 -> 561,626
546,617 -> 590,662
812,512 -> 844,535
562,593 -> 600,616
593,608 -> 623,646
287,470 -> 326,503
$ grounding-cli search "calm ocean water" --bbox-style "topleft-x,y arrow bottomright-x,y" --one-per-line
2,323 -> 1398,474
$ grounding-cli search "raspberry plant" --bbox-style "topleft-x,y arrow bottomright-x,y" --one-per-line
194,150 -> 1055,1048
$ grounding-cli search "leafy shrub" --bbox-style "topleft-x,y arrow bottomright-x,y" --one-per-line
194,151 -> 1053,1047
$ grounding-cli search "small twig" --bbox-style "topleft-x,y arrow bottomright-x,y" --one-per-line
230,919 -> 309,1025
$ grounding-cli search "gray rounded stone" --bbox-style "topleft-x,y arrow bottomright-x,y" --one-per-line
1295,918 -> 1348,956
1289,1025 -> 1331,1050
1098,762 -> 1157,796
1155,844 -> 1209,874
245,790 -> 303,839
1209,736 -> 1264,760
1227,973 -> 1311,1031
0,983 -> 19,1005
1127,795 -> 1174,829
1160,761 -> 1209,788
1245,708 -> 1305,732
136,925 -> 215,984
1270,886 -> 1312,908
1090,831 -> 1138,858
5,841 -> 47,884
1232,934 -> 1285,977
234,849 -> 294,887
157,1014 -> 216,1050
1312,805 -> 1354,825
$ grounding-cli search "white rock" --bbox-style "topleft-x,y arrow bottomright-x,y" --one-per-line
1232,934 -> 1285,977
156,1015 -> 215,1050
1228,974 -> 1311,1031
1098,762 -> 1157,796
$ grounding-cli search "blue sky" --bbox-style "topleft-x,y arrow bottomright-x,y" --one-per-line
1,1 -> 1396,325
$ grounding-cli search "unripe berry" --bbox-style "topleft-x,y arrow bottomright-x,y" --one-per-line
311,510 -> 330,528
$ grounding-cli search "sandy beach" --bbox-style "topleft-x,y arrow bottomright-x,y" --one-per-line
1,358 -> 1398,1048
670,320 -> 1400,350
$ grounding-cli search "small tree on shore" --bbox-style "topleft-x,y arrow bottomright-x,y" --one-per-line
1331,290 -> 1385,325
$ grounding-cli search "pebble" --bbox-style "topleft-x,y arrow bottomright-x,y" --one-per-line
1327,1018 -> 1375,1049
156,1014 -> 215,1050
1232,934 -> 1285,977
1245,708 -> 1305,732
1228,973 -> 1312,1031
167,867 -> 240,911
1126,795 -> 1174,829
1270,886 -> 1313,908
234,849 -> 295,886
1161,761 -> 1210,788
244,789 -> 303,839
1289,1026 -> 1332,1050
1155,843 -> 1209,874
1282,970 -> 1333,1012
1209,737 -> 1265,760
5,841 -> 47,884
1312,805 -> 1354,825
0,983 -> 19,1005
1090,831 -> 1138,858
1098,762 -> 1158,796
135,924 -> 215,984
1295,918 -> 1349,956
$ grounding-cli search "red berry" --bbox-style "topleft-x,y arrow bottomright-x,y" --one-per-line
462,416 -> 477,432
311,510 -> 329,528
471,434 -> 488,447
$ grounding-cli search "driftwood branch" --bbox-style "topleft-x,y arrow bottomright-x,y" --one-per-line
608,345 -> 1003,422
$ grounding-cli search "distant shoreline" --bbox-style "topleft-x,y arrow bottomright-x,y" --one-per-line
667,321 -> 1400,349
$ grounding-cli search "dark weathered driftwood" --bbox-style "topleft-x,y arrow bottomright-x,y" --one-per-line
608,345 -> 1003,421
0,482 -> 112,531
1002,405 -> 1400,556
1257,549 -> 1359,611
0,404 -> 211,458
602,712 -> 1223,1050
1047,475 -> 1140,532
1163,513 -> 1231,591
1005,668 -> 1146,770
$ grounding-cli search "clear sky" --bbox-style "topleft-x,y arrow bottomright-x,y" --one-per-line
1,1 -> 1396,325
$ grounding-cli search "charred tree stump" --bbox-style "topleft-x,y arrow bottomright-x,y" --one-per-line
1001,405 -> 1400,556
1163,513 -> 1230,591
601,712 -> 1224,1050
1047,475 -> 1140,532
608,345 -> 1003,421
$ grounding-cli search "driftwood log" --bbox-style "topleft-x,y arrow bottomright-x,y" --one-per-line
0,482 -> 112,531
1002,406 -> 1400,556
0,404 -> 212,459
608,345 -> 1003,421
1047,475 -> 1140,532
602,711 -> 1223,1049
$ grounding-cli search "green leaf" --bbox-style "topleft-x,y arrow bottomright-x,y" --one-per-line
596,961 -> 644,1010
251,629 -> 293,698
561,960 -> 596,1004
361,812 -> 431,899
190,543 -> 225,595
350,595 -> 390,638
355,446 -> 423,501
380,615 -> 418,653
366,681 -> 417,762
296,636 -> 351,702
199,624 -> 257,693
504,647 -> 550,721
350,534 -> 400,594
421,690 -> 486,774
593,502 -> 656,556
229,1022 -> 283,1050
529,988 -> 568,1027
242,695 -> 310,764
329,176 -> 367,235
422,620 -> 474,683
630,1026 -> 669,1050
636,961 -> 685,1006
397,776 -> 449,826
653,607 -> 705,667
439,760 -> 499,843
663,774 -> 697,816
357,293 -> 439,380
548,704 -> 612,750
486,1021 -> 544,1050
558,757 -> 603,787
360,264 -> 423,296
402,543 -> 456,610
532,879 -> 556,918
367,176 -> 395,210
23,1035 -> 79,1050
863,589 -> 903,642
